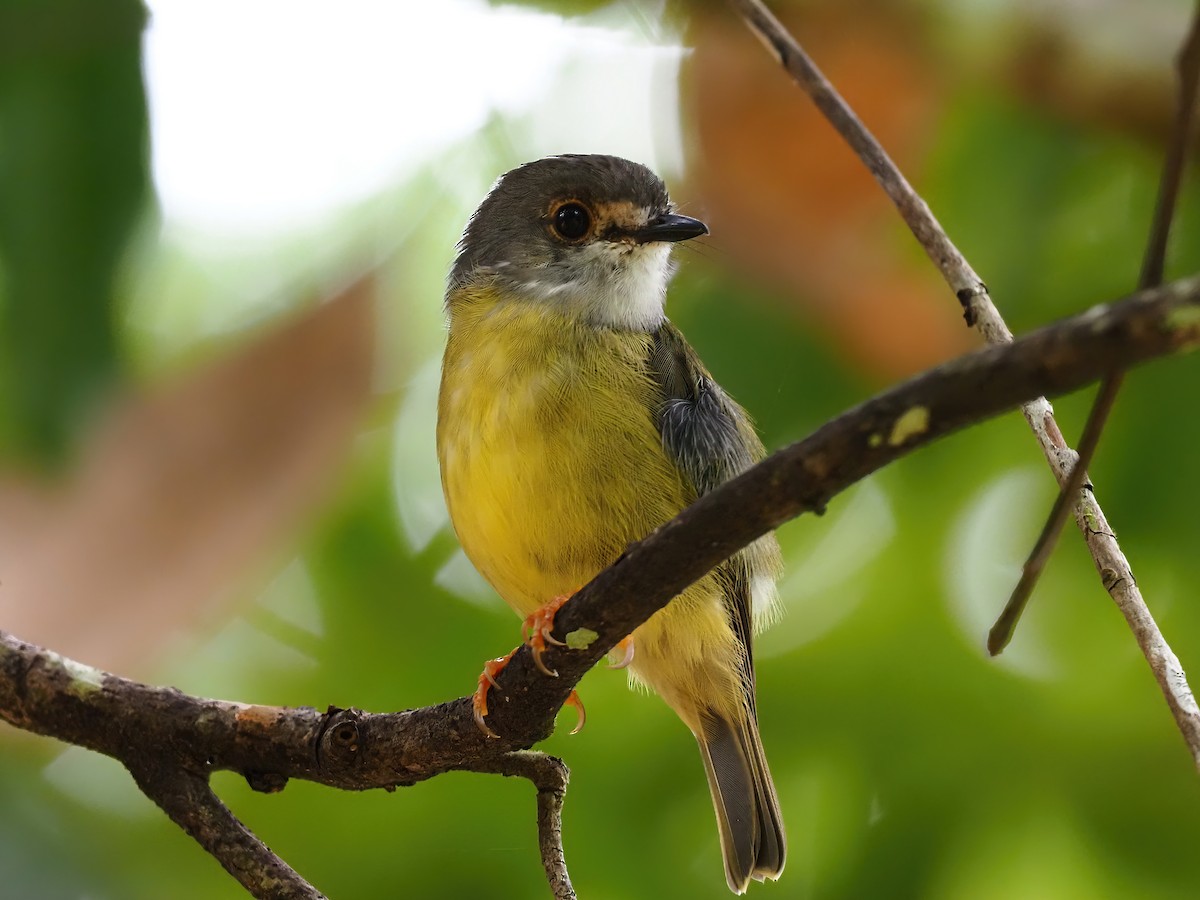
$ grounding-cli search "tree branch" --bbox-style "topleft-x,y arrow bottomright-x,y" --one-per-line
128,761 -> 326,900
990,370 -> 1124,652
1141,3 -> 1200,292
727,0 -> 1200,771
464,752 -> 575,900
1,274 -> 1198,896
992,0 -> 1200,652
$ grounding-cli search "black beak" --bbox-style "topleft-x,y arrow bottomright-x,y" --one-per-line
630,213 -> 709,244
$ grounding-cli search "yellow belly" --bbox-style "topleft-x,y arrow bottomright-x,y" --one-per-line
438,293 -> 690,610
437,293 -> 748,720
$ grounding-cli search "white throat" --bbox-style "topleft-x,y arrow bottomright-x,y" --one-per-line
512,241 -> 675,332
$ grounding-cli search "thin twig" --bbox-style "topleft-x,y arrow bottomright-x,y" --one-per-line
128,762 -> 326,900
465,752 -> 576,900
1,278 -> 1199,893
992,0 -> 1200,652
1142,7 -> 1200,292
535,775 -> 574,900
726,0 -> 987,304
2,274 -> 1199,765
988,371 -> 1123,653
728,0 -> 1200,771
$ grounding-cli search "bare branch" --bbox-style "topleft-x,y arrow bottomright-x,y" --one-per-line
2,276 -> 1199,893
725,0 -> 987,305
1142,5 -> 1200,291
727,0 -> 1200,770
129,762 -> 326,900
464,752 -> 575,900
989,371 -> 1123,653
536,774 -> 574,900
994,0 -> 1200,651
3,275 -> 1198,756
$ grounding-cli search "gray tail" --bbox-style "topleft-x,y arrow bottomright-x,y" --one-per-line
697,708 -> 786,894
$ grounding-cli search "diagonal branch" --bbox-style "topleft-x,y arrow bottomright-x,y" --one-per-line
726,0 -> 989,308
1,275 -> 1199,894
990,371 -> 1122,651
128,761 -> 326,900
3,275 -> 1198,753
727,0 -> 1200,771
992,0 -> 1200,652
463,752 -> 575,900
1142,3 -> 1200,292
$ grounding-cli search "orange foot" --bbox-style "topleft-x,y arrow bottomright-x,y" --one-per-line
472,593 -> 587,739
472,655 -> 586,738
521,593 -> 572,676
473,649 -> 516,739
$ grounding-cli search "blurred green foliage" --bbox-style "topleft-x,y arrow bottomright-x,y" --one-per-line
3,3 -> 1200,900
0,0 -> 148,464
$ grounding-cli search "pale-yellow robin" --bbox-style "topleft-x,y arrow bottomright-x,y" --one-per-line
437,154 -> 785,893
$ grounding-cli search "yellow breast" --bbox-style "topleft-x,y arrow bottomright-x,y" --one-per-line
436,289 -> 692,616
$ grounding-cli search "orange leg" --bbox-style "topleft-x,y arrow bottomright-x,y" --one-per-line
521,593 -> 571,676
473,655 -> 587,738
473,649 -> 516,739
473,593 -> 585,738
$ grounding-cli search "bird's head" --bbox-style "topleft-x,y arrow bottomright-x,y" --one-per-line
449,154 -> 707,331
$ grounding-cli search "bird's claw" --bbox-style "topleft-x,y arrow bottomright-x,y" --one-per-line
522,593 -> 572,676
566,690 -> 586,734
472,651 -> 515,739
608,636 -> 635,670
473,592 -> 590,738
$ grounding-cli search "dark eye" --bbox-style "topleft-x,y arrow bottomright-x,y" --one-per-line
552,202 -> 591,241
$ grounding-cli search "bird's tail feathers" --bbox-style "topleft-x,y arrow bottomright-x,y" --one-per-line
696,707 -> 786,894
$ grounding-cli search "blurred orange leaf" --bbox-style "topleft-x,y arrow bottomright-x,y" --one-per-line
687,3 -> 974,379
0,277 -> 375,675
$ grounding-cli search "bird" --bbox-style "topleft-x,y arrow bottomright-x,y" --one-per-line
436,153 -> 785,893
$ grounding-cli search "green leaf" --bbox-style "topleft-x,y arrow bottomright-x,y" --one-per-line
0,0 -> 149,464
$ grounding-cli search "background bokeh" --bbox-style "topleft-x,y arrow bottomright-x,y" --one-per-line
3,0 -> 1200,898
